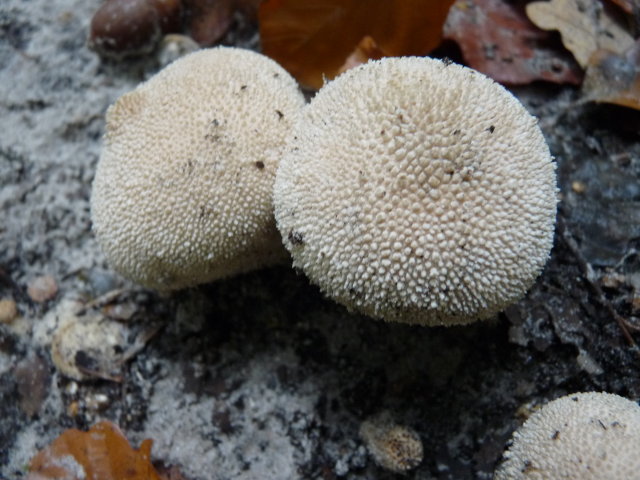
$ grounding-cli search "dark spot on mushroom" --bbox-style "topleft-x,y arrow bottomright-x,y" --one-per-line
288,231 -> 304,245
211,119 -> 220,127
380,129 -> 385,135
442,57 -> 453,66
255,161 -> 264,170
240,85 -> 247,91
349,288 -> 363,298
551,430 -> 560,440
597,419 -> 607,430
182,158 -> 194,175
275,109 -> 284,120
522,460 -> 535,473
487,125 -> 495,134
453,129 -> 461,135
273,72 -> 280,78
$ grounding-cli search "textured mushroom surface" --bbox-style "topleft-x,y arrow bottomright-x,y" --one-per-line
494,392 -> 640,480
91,47 -> 305,290
274,57 -> 557,325
360,412 -> 423,474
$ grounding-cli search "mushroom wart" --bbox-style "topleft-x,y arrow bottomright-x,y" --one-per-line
274,57 -> 557,326
494,392 -> 640,480
91,47 -> 305,290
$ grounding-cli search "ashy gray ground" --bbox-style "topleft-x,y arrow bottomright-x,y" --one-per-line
1,1 -> 640,479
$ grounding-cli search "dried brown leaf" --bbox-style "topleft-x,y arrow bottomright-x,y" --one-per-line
444,0 -> 582,85
27,421 -> 162,480
526,0 -> 634,68
259,0 -> 455,89
583,40 -> 640,110
183,0 -> 235,46
336,35 -> 385,75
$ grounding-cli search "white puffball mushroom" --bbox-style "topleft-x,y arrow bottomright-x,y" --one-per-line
274,57 -> 557,326
91,47 -> 305,290
494,392 -> 640,480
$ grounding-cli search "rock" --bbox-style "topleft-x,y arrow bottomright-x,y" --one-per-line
27,275 -> 58,303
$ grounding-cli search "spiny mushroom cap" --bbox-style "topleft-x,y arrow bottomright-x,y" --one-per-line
274,57 -> 557,326
91,47 -> 305,290
494,392 -> 640,480
360,412 -> 423,473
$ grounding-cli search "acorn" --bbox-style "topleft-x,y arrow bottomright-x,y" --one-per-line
88,0 -> 182,59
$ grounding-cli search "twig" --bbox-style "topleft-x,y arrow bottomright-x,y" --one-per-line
75,288 -> 130,315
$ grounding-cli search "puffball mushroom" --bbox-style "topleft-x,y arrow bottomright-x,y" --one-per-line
274,57 -> 557,326
494,392 -> 640,480
91,47 -> 305,290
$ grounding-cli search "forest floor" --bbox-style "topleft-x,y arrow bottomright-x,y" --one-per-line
1,1 -> 640,479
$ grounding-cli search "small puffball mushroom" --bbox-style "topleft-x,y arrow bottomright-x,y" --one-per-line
91,47 -> 305,290
274,57 -> 557,326
494,392 -> 640,480
360,412 -> 424,473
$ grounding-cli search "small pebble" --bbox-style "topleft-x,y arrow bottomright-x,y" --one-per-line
571,180 -> 586,194
87,268 -> 119,296
86,393 -> 110,411
0,298 -> 18,323
67,401 -> 80,417
27,275 -> 58,303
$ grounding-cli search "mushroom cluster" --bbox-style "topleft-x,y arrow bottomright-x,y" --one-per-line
495,392 -> 640,479
91,47 -> 305,290
92,51 -> 556,325
274,57 -> 557,326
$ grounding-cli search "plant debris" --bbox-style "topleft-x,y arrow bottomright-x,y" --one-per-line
444,0 -> 583,84
582,40 -> 640,110
526,0 -> 634,68
26,421 -> 163,480
258,0 -> 455,89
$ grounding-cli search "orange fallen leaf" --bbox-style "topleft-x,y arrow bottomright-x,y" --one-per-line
27,421 -> 162,480
583,40 -> 640,110
526,0 -> 634,68
259,0 -> 455,89
605,0 -> 636,14
444,0 -> 582,85
336,35 -> 385,75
